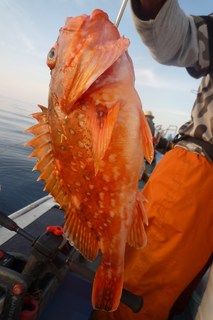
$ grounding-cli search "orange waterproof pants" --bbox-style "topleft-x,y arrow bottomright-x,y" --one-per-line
91,147 -> 213,320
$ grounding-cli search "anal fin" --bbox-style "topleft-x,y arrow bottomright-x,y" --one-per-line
64,210 -> 99,262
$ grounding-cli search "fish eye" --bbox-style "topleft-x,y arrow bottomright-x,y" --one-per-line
47,46 -> 57,69
49,49 -> 55,59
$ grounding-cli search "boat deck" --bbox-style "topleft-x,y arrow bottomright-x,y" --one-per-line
1,202 -> 94,320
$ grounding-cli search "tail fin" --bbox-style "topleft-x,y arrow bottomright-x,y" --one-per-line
92,262 -> 124,312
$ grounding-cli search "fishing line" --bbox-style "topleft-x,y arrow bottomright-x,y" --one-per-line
115,0 -> 129,27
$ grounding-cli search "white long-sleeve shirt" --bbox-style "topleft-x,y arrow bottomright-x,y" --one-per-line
131,0 -> 213,162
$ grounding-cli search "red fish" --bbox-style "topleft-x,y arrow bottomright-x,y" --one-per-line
26,9 -> 153,312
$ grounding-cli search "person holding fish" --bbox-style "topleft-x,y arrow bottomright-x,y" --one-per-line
91,0 -> 213,319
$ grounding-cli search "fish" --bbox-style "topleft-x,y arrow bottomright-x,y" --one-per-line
25,9 -> 154,312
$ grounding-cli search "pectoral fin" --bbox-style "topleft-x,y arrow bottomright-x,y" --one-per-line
87,102 -> 120,174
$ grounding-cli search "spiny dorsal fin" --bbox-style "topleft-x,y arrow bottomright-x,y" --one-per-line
25,105 -> 65,203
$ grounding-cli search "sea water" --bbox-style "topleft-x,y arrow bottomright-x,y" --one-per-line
0,95 -> 47,215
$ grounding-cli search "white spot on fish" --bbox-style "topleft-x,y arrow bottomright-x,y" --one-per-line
103,174 -> 110,182
99,201 -> 105,209
60,133 -> 67,143
78,113 -> 85,119
71,195 -> 80,208
76,43 -> 82,50
79,121 -> 85,127
110,210 -> 115,218
78,141 -> 85,148
113,167 -> 120,180
87,221 -> 92,228
80,161 -> 85,169
71,166 -> 78,172
109,154 -> 117,163
99,192 -> 104,200
110,199 -> 116,207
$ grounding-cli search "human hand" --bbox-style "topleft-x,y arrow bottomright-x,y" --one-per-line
139,0 -> 167,19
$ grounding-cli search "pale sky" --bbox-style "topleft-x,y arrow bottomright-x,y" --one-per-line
0,0 -> 212,130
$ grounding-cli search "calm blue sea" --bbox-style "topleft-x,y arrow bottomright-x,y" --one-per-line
0,95 -> 47,215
